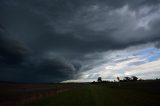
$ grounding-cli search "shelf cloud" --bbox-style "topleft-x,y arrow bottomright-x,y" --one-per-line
0,0 -> 160,82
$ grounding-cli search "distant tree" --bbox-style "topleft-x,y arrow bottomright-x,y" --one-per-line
117,77 -> 120,82
131,76 -> 138,81
124,77 -> 132,81
116,77 -> 121,86
92,81 -> 96,84
97,77 -> 102,82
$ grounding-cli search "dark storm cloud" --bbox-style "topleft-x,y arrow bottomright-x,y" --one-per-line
1,0 -> 160,82
0,24 -> 29,64
0,50 -> 77,82
155,42 -> 160,48
32,58 -> 76,82
0,24 -> 78,82
1,0 -> 160,53
32,58 -> 77,82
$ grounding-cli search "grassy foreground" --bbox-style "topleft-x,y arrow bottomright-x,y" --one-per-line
24,81 -> 160,106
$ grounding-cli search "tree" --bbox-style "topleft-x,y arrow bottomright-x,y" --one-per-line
131,76 -> 138,81
117,77 -> 120,82
124,77 -> 132,81
97,77 -> 102,82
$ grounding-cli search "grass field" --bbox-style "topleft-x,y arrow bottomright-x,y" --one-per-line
24,81 -> 160,106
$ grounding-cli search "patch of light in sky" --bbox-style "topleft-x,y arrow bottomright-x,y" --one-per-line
77,47 -> 160,81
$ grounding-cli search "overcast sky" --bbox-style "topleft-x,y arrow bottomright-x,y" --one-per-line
0,0 -> 160,82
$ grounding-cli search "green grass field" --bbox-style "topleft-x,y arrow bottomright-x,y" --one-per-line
24,81 -> 160,106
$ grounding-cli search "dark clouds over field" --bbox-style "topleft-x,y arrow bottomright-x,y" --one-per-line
0,0 -> 160,82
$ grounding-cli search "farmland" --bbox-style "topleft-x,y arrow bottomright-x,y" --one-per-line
1,80 -> 160,106
0,83 -> 81,106
24,80 -> 160,106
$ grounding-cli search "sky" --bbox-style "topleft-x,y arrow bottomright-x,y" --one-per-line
0,0 -> 160,83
